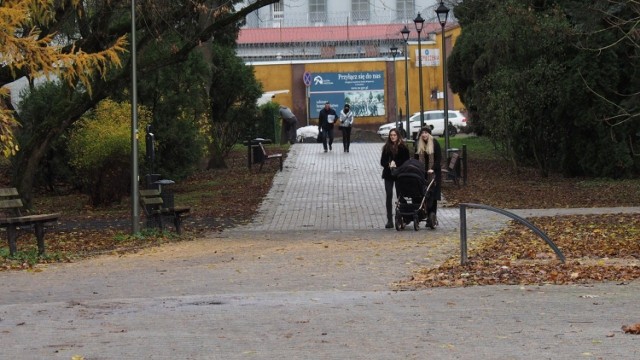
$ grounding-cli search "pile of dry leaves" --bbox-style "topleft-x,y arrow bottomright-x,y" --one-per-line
399,157 -> 640,288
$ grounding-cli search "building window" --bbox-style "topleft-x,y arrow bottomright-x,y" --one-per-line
272,0 -> 283,20
396,0 -> 415,21
309,0 -> 326,23
352,0 -> 370,21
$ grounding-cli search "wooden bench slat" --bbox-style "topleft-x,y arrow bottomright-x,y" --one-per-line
139,189 -> 161,197
0,198 -> 24,209
0,188 -> 20,197
0,213 -> 60,225
141,197 -> 164,206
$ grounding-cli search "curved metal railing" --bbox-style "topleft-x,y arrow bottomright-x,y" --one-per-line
459,203 -> 565,265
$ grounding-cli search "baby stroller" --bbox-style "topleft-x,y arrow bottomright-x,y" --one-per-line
393,159 -> 437,231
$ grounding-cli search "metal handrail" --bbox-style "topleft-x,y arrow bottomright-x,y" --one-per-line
459,203 -> 565,265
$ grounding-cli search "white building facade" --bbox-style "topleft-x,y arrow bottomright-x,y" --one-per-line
241,0 -> 444,28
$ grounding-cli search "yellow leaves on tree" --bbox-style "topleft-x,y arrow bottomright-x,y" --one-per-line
69,99 -> 151,172
0,0 -> 128,158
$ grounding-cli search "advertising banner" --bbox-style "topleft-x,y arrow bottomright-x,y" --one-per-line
309,71 -> 386,117
414,48 -> 441,67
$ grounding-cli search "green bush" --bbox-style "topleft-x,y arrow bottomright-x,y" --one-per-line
253,102 -> 281,142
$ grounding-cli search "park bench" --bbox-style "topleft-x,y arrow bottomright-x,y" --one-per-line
254,142 -> 283,172
139,189 -> 190,234
0,188 -> 60,256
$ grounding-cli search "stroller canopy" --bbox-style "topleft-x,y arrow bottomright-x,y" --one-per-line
393,158 -> 426,181
393,158 -> 427,199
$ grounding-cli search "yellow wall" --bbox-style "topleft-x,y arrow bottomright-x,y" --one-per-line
250,24 -> 463,128
252,64 -> 294,106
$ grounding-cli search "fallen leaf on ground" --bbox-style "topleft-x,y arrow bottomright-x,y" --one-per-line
622,323 -> 640,334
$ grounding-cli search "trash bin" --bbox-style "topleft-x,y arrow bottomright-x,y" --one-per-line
446,148 -> 461,179
251,140 -> 264,164
243,137 -> 272,169
154,179 -> 175,209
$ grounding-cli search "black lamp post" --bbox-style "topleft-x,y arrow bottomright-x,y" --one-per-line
401,25 -> 411,140
390,45 -> 399,131
413,12 -> 425,133
436,1 -> 450,154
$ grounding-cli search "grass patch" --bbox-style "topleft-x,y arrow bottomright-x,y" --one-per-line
448,135 -> 500,159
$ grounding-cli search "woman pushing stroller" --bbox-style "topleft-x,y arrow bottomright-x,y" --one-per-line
414,126 -> 442,225
380,128 -> 410,229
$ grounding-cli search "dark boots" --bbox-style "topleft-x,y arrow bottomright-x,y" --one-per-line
385,214 -> 393,229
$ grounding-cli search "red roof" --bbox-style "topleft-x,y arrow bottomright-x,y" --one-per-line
238,23 -> 443,44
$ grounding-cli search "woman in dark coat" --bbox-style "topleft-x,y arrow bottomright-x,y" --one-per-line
380,128 -> 411,228
414,127 -> 442,225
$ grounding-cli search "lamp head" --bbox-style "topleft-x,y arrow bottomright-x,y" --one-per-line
400,25 -> 410,42
413,12 -> 425,33
390,46 -> 399,58
436,1 -> 450,27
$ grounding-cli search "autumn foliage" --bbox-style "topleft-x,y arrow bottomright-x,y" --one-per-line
69,99 -> 151,206
0,0 -> 127,157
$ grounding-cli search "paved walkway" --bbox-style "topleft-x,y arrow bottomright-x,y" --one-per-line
1,143 -> 639,359
241,142 -> 462,232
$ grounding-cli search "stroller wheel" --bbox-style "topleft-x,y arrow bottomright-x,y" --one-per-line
395,215 -> 403,231
413,215 -> 420,231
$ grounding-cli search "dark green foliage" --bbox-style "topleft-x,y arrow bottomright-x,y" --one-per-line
254,102 -> 281,141
449,0 -> 639,177
134,49 -> 209,180
207,43 -> 262,169
15,81 -> 75,192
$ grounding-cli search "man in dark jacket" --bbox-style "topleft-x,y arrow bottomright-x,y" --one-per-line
318,101 -> 338,152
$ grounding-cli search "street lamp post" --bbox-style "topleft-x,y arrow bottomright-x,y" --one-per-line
436,1 -> 450,155
413,13 -> 425,134
390,46 -> 399,131
131,0 -> 140,233
401,26 -> 411,140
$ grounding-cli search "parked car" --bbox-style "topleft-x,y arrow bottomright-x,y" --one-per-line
377,110 -> 467,140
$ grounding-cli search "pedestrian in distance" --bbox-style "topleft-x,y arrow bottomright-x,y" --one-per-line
318,101 -> 338,152
415,126 -> 442,225
380,128 -> 411,229
339,103 -> 354,152
279,105 -> 298,145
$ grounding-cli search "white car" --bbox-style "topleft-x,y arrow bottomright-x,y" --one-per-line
377,110 -> 467,140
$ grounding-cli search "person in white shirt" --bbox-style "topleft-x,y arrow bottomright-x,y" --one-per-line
338,104 -> 354,152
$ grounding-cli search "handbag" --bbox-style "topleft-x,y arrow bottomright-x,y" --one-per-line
316,131 -> 323,143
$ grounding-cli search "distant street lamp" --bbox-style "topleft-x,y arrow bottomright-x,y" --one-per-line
401,26 -> 411,140
436,1 -> 451,154
390,46 -> 399,131
413,13 -> 425,134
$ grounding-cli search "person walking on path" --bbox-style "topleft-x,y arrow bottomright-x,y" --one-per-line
415,126 -> 442,225
279,105 -> 298,145
380,128 -> 411,228
339,103 -> 354,152
318,101 -> 338,152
